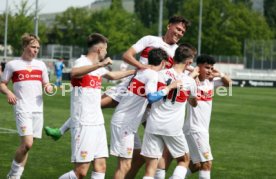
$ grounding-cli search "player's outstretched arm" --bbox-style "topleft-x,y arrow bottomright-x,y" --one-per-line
0,82 -> 17,105
147,80 -> 181,104
71,58 -> 113,78
104,69 -> 136,80
123,47 -> 150,70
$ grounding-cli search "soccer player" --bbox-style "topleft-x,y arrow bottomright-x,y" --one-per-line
58,33 -> 135,179
183,54 -> 232,179
140,44 -> 197,179
111,48 -> 180,179
54,57 -> 65,88
0,33 -> 52,179
44,15 -> 191,143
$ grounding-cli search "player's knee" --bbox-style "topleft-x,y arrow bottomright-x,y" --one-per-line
94,160 -> 106,173
76,170 -> 88,179
201,161 -> 212,170
21,141 -> 33,152
122,161 -> 132,172
192,162 -> 201,172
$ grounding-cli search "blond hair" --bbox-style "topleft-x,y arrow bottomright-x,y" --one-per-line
21,33 -> 40,48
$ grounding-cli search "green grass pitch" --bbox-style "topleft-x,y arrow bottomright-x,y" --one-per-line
0,86 -> 275,178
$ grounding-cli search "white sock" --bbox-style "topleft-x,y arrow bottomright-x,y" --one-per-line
169,166 -> 187,179
59,118 -> 71,135
154,168 -> 166,179
7,160 -> 24,177
59,170 -> 77,179
143,177 -> 154,179
185,168 -> 192,178
91,171 -> 105,179
199,170 -> 210,179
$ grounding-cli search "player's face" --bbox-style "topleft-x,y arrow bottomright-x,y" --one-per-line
98,43 -> 108,61
24,40 -> 40,60
199,63 -> 214,80
166,22 -> 186,44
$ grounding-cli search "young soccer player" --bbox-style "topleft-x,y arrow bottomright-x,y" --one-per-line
0,33 -> 52,179
140,44 -> 198,179
111,48 -> 180,179
58,33 -> 135,179
183,54 -> 231,179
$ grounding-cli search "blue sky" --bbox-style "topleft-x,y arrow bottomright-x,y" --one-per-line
0,0 -> 96,14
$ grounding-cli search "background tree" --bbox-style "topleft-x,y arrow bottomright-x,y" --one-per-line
264,0 -> 276,37
0,0 -> 47,56
178,0 -> 273,56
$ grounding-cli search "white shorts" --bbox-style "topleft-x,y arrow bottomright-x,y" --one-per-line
141,132 -> 189,159
185,132 -> 213,163
71,125 -> 108,163
110,125 -> 135,158
104,76 -> 132,102
15,112 -> 43,138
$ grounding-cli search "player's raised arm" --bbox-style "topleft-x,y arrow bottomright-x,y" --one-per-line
104,69 -> 136,80
212,68 -> 232,87
123,47 -> 150,70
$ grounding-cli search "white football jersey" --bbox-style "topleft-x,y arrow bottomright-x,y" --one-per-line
132,35 -> 178,68
183,78 -> 223,133
1,58 -> 49,113
70,55 -> 109,126
111,69 -> 158,132
145,68 -> 197,136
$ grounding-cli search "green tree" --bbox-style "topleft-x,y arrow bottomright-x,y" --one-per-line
179,0 -> 273,56
134,0 -> 159,28
49,7 -> 91,47
0,0 -> 47,56
264,0 -> 276,37
90,5 -> 149,57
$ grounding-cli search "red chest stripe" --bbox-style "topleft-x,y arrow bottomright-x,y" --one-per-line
141,47 -> 153,58
71,75 -> 102,89
128,78 -> 146,97
157,82 -> 190,103
197,90 -> 213,101
12,70 -> 43,83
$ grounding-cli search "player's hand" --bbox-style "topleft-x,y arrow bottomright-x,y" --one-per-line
189,66 -> 200,78
168,80 -> 182,90
100,57 -> 113,67
211,68 -> 221,78
44,84 -> 54,94
6,91 -> 17,105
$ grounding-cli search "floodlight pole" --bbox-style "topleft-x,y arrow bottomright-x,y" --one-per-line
198,0 -> 203,55
34,0 -> 39,36
158,0 -> 163,36
4,0 -> 9,59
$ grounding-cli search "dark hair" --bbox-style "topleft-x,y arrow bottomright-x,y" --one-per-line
87,33 -> 108,48
174,43 -> 195,63
169,16 -> 191,30
180,42 -> 197,57
196,54 -> 216,65
148,48 -> 168,66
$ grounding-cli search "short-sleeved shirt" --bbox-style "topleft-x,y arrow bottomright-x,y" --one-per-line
111,69 -> 159,132
132,35 -> 178,68
145,68 -> 197,136
70,55 -> 109,126
54,61 -> 64,76
1,58 -> 49,113
184,78 -> 223,134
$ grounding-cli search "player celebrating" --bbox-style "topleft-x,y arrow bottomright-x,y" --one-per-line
58,33 -> 135,179
140,44 -> 197,179
0,33 -> 52,179
183,54 -> 232,179
111,48 -> 180,179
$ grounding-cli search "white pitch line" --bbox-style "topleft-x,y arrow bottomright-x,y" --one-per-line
0,127 -> 17,134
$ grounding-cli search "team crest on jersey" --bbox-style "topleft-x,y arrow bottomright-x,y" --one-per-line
80,151 -> 88,160
20,126 -> 27,133
203,152 -> 209,159
127,147 -> 133,156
